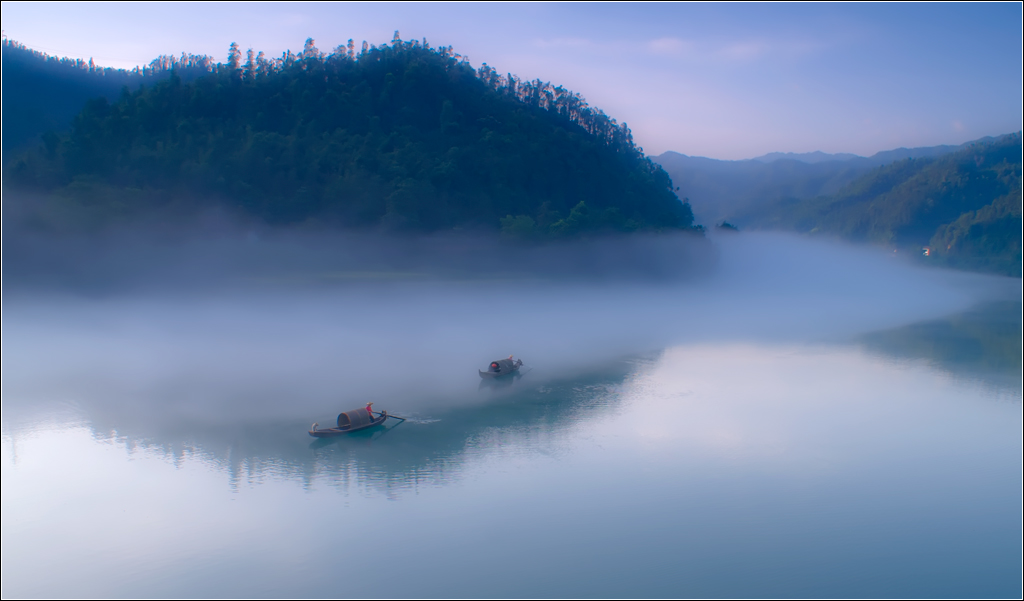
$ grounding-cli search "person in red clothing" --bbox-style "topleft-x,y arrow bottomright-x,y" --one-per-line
366,402 -> 374,420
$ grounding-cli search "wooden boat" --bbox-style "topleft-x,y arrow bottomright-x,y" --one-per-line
309,408 -> 388,437
479,357 -> 523,379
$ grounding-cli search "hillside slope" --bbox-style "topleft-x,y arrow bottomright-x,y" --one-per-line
734,133 -> 1022,275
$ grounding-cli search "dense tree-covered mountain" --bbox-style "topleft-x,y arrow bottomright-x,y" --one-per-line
4,35 -> 694,237
732,133 -> 1022,275
1,38 -> 216,154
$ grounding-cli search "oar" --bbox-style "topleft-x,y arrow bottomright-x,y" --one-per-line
368,412 -> 407,441
372,411 -> 407,422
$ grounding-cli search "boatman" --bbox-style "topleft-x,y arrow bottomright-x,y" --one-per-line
366,402 -> 374,419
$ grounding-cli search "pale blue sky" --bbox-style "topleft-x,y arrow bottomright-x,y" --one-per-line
2,2 -> 1021,159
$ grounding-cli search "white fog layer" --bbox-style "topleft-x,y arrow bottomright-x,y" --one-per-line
2,232 -> 1018,425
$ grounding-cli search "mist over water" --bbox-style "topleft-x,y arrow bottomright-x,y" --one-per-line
3,228 -> 1021,598
3,230 -> 1015,423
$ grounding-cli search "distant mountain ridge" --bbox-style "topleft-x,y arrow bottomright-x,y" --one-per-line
654,135 -> 1012,225
752,150 -> 861,163
750,142 -> 971,165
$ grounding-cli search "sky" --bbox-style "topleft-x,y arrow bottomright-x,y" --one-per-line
2,2 -> 1021,159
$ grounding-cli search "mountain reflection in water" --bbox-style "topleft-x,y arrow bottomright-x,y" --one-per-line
860,300 -> 1022,393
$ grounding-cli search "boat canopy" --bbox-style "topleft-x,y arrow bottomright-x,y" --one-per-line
489,358 -> 516,372
338,408 -> 373,429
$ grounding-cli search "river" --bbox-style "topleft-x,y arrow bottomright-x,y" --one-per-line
2,232 -> 1020,598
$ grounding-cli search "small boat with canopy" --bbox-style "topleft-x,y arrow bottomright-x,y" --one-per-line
479,356 -> 523,379
309,407 -> 389,437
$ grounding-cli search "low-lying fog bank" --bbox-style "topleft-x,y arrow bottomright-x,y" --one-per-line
2,229 -> 1019,427
2,223 -> 716,291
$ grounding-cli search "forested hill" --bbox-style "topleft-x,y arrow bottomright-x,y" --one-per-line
733,133 -> 1022,276
5,35 -> 694,236
1,38 -> 216,154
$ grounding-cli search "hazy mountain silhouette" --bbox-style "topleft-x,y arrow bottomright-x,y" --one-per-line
655,136 -> 1005,225
752,150 -> 862,164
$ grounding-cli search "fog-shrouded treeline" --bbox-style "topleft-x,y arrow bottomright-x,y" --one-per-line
3,33 -> 694,237
732,133 -> 1022,276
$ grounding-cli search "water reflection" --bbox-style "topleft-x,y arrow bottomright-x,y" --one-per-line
4,231 -> 1021,597
477,370 -> 525,391
3,334 -> 1020,598
3,359 -> 641,496
859,300 -> 1022,394
3,299 -> 1019,500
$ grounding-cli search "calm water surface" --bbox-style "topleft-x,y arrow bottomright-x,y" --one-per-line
2,234 -> 1021,598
